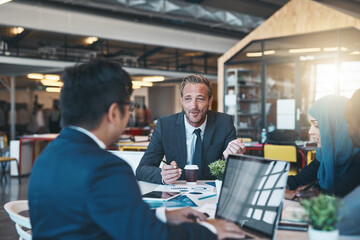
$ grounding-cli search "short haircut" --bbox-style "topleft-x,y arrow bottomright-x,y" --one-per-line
60,59 -> 133,130
180,74 -> 212,99
349,88 -> 360,123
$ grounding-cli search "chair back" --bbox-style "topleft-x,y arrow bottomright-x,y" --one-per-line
4,200 -> 32,240
264,144 -> 298,175
264,144 -> 297,163
267,130 -> 299,145
241,138 -> 252,143
0,132 -> 8,150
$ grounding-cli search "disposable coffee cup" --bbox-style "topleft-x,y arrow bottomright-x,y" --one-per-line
184,165 -> 199,184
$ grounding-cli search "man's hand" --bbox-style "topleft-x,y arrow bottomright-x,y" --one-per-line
223,138 -> 246,160
161,161 -> 182,185
206,219 -> 245,239
165,207 -> 206,225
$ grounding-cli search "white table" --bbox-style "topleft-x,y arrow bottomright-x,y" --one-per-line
137,181 -> 359,240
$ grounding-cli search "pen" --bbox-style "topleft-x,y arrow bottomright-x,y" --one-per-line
162,160 -> 167,164
198,194 -> 217,200
291,180 -> 319,200
301,180 -> 319,192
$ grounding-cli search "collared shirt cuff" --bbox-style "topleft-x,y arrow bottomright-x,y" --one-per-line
155,207 -> 167,222
199,221 -> 217,234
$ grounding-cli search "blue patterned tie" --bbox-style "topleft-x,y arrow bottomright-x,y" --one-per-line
193,128 -> 202,179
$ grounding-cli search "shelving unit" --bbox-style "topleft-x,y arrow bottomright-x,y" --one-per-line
224,68 -> 262,140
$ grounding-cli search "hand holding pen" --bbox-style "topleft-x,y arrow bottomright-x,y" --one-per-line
292,180 -> 320,200
161,160 -> 182,185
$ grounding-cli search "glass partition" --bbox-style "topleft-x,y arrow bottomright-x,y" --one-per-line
225,27 -> 360,141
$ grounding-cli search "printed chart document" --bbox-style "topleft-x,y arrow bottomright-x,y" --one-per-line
154,184 -> 214,193
143,195 -> 197,209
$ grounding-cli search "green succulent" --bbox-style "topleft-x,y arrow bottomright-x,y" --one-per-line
208,159 -> 226,180
300,194 -> 340,231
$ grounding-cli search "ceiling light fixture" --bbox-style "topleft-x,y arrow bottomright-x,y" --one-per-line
323,47 -> 348,52
246,52 -> 262,57
0,0 -> 12,5
246,50 -> 276,57
85,36 -> 98,45
350,51 -> 360,55
289,48 -> 321,54
45,87 -> 61,93
264,50 -> 276,55
142,76 -> 165,82
132,81 -> 153,87
300,55 -> 315,61
27,73 -> 44,80
44,74 -> 60,81
132,84 -> 141,89
41,80 -> 63,87
11,27 -> 24,35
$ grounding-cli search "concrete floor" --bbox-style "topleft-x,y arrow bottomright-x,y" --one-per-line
0,175 -> 29,240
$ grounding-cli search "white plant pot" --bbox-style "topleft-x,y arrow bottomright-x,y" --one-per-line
215,179 -> 223,195
308,226 -> 339,240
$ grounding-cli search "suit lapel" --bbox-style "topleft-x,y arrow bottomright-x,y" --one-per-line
203,111 -> 216,156
176,112 -> 187,168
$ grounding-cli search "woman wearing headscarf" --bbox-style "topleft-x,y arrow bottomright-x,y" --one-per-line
285,95 -> 360,199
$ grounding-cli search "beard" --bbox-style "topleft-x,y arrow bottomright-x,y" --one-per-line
184,108 -> 208,126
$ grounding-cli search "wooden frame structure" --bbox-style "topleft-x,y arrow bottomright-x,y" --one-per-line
217,0 -> 360,111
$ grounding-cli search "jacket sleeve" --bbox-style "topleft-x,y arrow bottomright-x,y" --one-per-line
332,153 -> 360,197
88,156 -> 216,240
223,114 -> 237,151
337,186 -> 360,235
135,118 -> 164,183
287,159 -> 320,190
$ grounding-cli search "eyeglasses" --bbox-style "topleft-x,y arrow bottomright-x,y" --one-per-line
116,101 -> 136,112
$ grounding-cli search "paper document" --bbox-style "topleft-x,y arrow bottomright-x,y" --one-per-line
281,199 -> 307,224
154,184 -> 214,193
143,195 -> 197,209
198,203 -> 217,219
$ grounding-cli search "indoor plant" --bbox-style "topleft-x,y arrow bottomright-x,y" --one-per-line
208,159 -> 226,194
300,194 -> 340,240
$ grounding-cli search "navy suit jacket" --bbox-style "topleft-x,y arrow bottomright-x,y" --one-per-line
136,111 -> 236,183
28,128 -> 216,240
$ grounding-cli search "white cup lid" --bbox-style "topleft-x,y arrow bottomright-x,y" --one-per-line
184,165 -> 199,170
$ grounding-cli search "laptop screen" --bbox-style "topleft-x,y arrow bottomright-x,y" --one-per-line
216,155 -> 289,239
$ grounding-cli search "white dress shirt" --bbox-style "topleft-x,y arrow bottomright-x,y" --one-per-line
184,115 -> 207,165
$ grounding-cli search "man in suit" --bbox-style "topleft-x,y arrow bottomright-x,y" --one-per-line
28,60 -> 244,239
136,74 -> 246,184
337,88 -> 360,235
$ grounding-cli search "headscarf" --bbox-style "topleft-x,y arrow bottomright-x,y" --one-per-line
308,95 -> 360,190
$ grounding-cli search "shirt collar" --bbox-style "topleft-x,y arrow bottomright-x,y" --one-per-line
184,114 -> 207,135
69,126 -> 107,149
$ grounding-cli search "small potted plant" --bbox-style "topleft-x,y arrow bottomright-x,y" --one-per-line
300,194 -> 340,240
208,159 -> 226,194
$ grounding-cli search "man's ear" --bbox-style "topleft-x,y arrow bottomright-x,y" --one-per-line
209,95 -> 214,106
106,102 -> 120,124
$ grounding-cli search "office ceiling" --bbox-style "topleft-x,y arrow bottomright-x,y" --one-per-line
1,0 -> 360,89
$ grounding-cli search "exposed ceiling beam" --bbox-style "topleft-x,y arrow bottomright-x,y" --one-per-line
0,1 -> 239,54
0,56 -> 217,80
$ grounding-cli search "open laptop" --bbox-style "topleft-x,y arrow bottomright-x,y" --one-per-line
215,154 -> 290,240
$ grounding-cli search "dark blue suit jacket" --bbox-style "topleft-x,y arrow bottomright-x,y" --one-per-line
136,111 -> 236,183
28,128 -> 216,240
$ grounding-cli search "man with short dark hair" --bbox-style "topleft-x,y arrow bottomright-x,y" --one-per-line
337,88 -> 360,235
136,74 -> 246,184
28,60 -> 245,239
